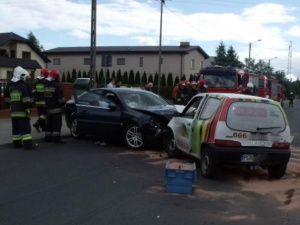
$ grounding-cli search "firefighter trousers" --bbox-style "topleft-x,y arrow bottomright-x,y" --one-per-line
35,106 -> 47,129
11,117 -> 33,148
45,112 -> 62,142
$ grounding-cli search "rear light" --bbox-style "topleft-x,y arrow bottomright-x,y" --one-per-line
272,142 -> 290,149
215,139 -> 241,147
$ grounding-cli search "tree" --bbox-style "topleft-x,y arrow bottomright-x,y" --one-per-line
116,69 -> 122,82
211,41 -> 227,66
135,71 -> 141,85
62,72 -> 66,83
226,46 -> 244,68
174,76 -> 180,86
142,72 -> 147,85
154,72 -> 159,86
27,31 -> 44,51
148,74 -> 153,83
167,73 -> 173,87
212,41 -> 243,68
123,71 -> 128,85
128,70 -> 135,85
160,73 -> 166,87
67,71 -> 71,82
82,71 -> 87,78
71,69 -> 77,82
78,70 -> 82,78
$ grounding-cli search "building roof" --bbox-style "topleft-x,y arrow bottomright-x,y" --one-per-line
44,45 -> 210,59
0,32 -> 50,63
0,56 -> 42,69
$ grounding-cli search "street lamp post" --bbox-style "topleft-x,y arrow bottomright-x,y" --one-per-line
268,56 -> 277,66
248,39 -> 261,68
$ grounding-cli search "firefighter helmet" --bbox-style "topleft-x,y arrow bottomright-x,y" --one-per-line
178,81 -> 186,88
49,69 -> 60,81
11,66 -> 30,82
247,82 -> 254,88
199,79 -> 206,86
40,68 -> 50,77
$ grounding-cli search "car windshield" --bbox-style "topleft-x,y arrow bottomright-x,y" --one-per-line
203,73 -> 235,88
120,92 -> 168,109
226,102 -> 286,132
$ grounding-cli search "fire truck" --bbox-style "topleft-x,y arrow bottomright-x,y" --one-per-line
198,66 -> 284,104
258,75 -> 285,106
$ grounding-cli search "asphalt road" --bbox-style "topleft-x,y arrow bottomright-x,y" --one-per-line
0,101 -> 299,225
1,138 -> 300,224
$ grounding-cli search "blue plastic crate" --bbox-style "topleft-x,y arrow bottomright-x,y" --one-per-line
162,161 -> 197,194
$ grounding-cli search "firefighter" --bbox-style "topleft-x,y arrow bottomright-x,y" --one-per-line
198,79 -> 207,93
175,81 -> 188,105
186,81 -> 199,103
242,82 -> 254,95
44,69 -> 66,143
4,66 -> 38,150
288,92 -> 294,107
32,68 -> 50,132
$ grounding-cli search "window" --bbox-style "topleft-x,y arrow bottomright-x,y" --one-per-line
22,51 -> 31,60
226,102 -> 285,132
84,58 -> 90,65
53,58 -> 61,65
101,55 -> 112,67
181,96 -> 204,118
190,59 -> 195,70
0,49 -> 7,56
117,58 -> 125,65
199,98 -> 221,119
199,61 -> 203,70
139,57 -> 143,67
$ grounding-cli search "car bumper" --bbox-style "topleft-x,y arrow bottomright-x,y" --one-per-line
207,143 -> 291,166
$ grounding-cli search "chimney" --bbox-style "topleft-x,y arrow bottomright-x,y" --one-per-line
180,42 -> 190,47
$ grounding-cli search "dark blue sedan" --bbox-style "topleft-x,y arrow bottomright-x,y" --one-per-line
65,87 -> 178,150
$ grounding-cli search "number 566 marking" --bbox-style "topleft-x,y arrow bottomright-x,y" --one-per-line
233,132 -> 247,138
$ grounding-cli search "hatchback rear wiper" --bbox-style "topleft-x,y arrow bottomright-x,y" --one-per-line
256,126 -> 281,131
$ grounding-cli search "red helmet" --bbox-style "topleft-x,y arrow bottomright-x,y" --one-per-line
49,69 -> 60,81
40,68 -> 50,77
199,79 -> 206,86
178,81 -> 186,88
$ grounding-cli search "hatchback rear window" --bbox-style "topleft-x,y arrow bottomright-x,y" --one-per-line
226,102 -> 285,133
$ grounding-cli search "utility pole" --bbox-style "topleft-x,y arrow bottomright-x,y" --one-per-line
90,0 -> 97,88
157,0 -> 165,95
287,41 -> 292,92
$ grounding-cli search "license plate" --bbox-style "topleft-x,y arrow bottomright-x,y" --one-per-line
250,141 -> 266,146
241,154 -> 254,162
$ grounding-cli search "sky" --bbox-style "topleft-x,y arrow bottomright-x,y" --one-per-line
1,0 -> 300,81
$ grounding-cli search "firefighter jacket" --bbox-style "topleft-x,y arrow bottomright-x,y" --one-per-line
44,80 -> 65,114
176,88 -> 188,105
32,78 -> 47,106
4,80 -> 32,118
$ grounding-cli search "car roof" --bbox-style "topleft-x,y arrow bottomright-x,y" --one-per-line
195,92 -> 273,101
91,87 -> 147,93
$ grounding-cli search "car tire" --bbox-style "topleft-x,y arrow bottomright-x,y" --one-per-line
70,118 -> 82,139
267,163 -> 287,179
163,132 -> 181,158
200,147 -> 217,178
123,123 -> 144,150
